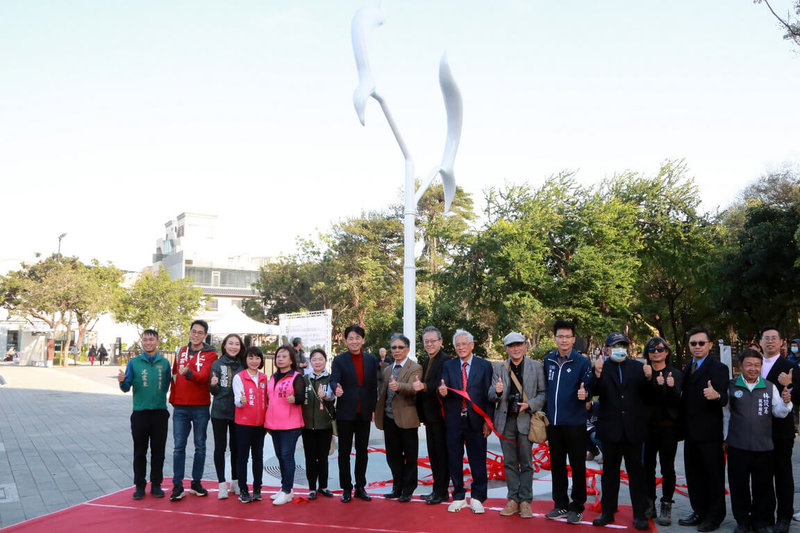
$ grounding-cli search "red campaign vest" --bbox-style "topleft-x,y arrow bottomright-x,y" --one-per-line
168,345 -> 218,406
264,372 -> 304,430
234,370 -> 268,427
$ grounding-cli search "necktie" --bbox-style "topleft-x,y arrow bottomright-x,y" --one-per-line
691,361 -> 698,374
461,361 -> 468,410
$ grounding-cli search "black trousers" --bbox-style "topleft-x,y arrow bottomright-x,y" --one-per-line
337,418 -> 371,491
547,424 -> 586,513
727,446 -> 775,529
383,415 -> 418,495
130,409 -> 169,488
684,439 -> 726,525
771,435 -> 795,522
211,417 -> 237,483
302,428 -> 333,490
235,424 -> 265,493
600,440 -> 647,519
643,425 -> 679,503
424,420 -> 449,498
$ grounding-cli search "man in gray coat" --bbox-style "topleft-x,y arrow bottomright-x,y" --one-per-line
489,332 -> 546,519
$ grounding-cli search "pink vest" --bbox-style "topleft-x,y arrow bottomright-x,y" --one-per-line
234,370 -> 268,427
264,372 -> 304,430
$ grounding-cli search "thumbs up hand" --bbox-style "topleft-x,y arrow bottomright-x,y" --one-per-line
334,383 -> 344,397
666,372 -> 675,388
412,375 -> 424,392
703,380 -> 720,400
594,356 -> 604,377
389,374 -> 399,391
656,371 -> 665,386
495,376 -> 504,394
210,372 -> 219,387
438,378 -> 448,397
117,368 -> 125,382
239,391 -> 247,405
577,382 -> 587,400
318,384 -> 326,398
782,386 -> 792,404
643,361 -> 653,379
778,368 -> 793,387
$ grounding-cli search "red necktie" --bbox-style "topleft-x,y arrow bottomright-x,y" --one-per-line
462,361 -> 468,410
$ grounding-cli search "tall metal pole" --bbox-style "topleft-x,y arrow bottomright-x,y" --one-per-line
57,233 -> 67,261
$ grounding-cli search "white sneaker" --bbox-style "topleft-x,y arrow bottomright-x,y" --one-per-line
270,492 -> 280,500
231,481 -> 240,495
218,482 -> 229,499
470,499 -> 485,514
448,499 -> 468,513
273,491 -> 294,505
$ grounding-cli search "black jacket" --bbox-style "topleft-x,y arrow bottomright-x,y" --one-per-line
680,356 -> 729,442
765,355 -> 800,441
329,350 -> 381,421
417,350 -> 453,424
589,358 -> 653,443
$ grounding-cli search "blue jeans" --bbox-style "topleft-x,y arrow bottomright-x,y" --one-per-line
172,405 -> 210,486
271,428 -> 301,492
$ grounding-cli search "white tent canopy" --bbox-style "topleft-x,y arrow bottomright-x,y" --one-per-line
206,306 -> 279,336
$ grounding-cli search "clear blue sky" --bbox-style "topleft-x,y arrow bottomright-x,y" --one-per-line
1,0 -> 798,272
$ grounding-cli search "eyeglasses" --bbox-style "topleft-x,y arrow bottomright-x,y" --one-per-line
555,335 -> 574,340
422,338 -> 441,345
390,345 -> 406,350
762,336 -> 780,342
647,346 -> 667,353
688,341 -> 708,347
189,329 -> 206,336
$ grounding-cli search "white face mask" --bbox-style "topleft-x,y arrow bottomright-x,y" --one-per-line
609,347 -> 627,362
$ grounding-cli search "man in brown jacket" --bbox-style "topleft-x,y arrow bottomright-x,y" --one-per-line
375,333 -> 423,502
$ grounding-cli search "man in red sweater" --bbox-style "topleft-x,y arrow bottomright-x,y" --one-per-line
169,320 -> 218,501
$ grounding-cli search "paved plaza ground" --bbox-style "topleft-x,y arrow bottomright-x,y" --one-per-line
1,361 -> 799,530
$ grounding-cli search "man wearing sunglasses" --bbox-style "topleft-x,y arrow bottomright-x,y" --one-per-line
678,327 -> 729,532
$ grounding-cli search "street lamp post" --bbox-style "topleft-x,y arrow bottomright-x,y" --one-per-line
57,233 -> 67,260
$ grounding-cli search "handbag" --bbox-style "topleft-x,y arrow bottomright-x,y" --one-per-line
505,363 -> 549,443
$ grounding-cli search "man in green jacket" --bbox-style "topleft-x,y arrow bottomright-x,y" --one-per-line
118,329 -> 171,500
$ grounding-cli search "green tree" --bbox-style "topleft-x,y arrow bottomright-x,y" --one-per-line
754,0 -> 800,46
116,267 -> 205,350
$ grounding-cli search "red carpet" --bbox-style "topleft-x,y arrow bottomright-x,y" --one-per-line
3,482 -> 655,532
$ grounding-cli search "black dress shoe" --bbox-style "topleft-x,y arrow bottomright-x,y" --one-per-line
384,490 -> 401,499
697,522 -> 720,532
341,490 -> 352,503
318,488 -> 334,498
308,491 -> 317,500
679,512 -> 703,527
775,519 -> 791,533
733,523 -> 750,533
420,492 -> 434,499
593,514 -> 615,527
426,495 -> 444,505
398,494 -> 412,502
354,487 -> 372,501
633,519 -> 649,530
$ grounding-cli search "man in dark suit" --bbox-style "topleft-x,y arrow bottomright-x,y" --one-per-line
329,324 -> 381,503
375,333 -> 423,502
589,332 -> 653,531
416,326 -> 453,505
438,328 -> 494,515
678,327 -> 729,532
759,326 -> 800,533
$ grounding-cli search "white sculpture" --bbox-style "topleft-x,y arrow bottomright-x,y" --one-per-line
351,6 -> 463,357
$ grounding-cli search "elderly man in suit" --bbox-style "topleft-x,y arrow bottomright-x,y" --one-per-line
590,332 -> 653,531
329,324 -> 381,503
678,326 -> 729,532
488,332 -> 546,519
758,326 -> 800,533
375,333 -> 423,502
438,328 -> 494,515
415,326 -> 454,505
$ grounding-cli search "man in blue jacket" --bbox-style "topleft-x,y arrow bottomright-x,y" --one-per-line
542,319 -> 592,525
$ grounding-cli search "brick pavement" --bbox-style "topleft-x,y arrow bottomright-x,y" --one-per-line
1,362 -> 799,530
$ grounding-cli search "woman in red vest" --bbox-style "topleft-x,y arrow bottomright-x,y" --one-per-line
232,346 -> 268,503
265,345 -> 306,505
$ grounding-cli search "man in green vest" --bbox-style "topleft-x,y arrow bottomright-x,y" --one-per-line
118,329 -> 171,500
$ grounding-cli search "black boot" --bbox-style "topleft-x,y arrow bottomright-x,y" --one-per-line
644,499 -> 656,520
655,501 -> 672,526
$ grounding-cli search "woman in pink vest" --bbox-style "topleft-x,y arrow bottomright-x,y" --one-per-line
265,344 -> 305,505
232,346 -> 268,503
